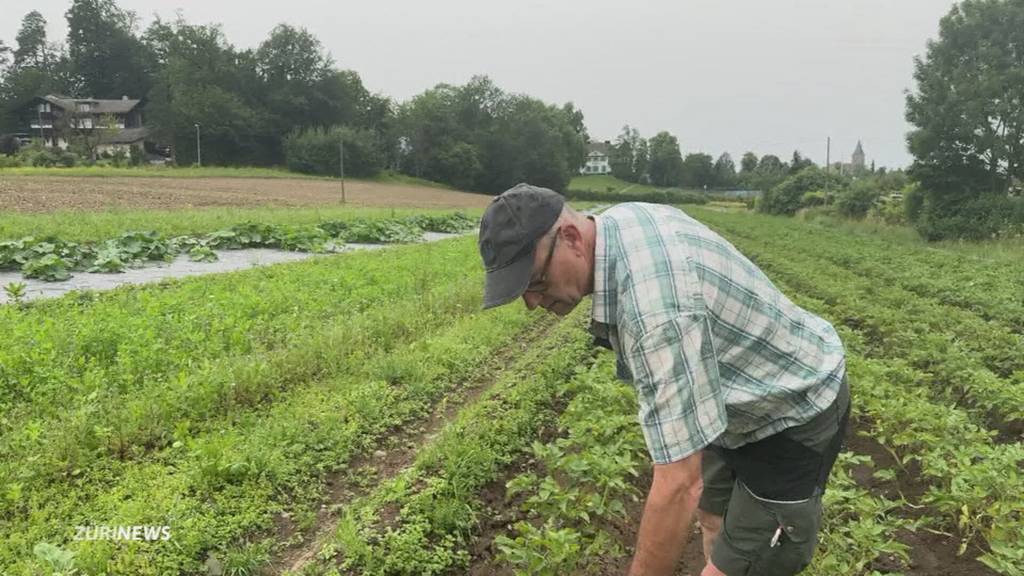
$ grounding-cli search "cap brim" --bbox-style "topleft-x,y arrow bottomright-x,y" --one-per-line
482,253 -> 534,309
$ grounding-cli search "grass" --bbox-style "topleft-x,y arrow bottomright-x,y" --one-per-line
790,209 -> 1024,263
568,174 -> 660,195
0,204 -> 483,243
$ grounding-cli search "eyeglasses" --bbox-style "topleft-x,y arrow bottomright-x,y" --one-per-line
524,227 -> 559,294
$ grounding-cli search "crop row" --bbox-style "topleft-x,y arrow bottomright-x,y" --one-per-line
297,307 -> 595,576
698,208 -> 1024,333
694,210 -> 1024,379
846,355 -> 1024,575
693,212 -> 1024,430
0,212 -> 475,281
1,239 -> 488,491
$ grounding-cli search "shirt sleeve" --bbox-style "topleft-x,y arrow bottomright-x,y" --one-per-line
618,311 -> 728,464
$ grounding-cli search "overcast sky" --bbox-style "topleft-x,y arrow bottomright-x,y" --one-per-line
2,0 -> 957,168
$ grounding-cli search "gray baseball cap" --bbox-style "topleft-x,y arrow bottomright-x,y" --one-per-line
478,183 -> 565,309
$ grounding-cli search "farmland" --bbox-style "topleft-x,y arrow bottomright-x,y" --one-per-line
0,189 -> 1022,575
0,173 -> 488,213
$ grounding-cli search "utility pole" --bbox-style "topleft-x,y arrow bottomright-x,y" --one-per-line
339,138 -> 346,203
825,136 -> 831,199
194,123 -> 202,167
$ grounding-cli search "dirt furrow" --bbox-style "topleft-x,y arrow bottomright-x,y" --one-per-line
264,313 -> 560,575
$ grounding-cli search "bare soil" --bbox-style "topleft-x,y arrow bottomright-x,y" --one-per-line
0,176 -> 492,212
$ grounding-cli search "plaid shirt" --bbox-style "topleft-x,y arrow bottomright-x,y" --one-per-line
589,203 -> 846,464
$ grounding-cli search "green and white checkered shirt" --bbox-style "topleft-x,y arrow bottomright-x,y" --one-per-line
589,203 -> 846,464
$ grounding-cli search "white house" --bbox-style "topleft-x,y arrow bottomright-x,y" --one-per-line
579,140 -> 612,175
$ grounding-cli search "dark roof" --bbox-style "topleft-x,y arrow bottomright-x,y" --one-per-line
100,127 -> 150,144
41,94 -> 142,114
587,141 -> 611,155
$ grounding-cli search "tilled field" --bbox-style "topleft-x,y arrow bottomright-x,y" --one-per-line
0,175 -> 491,212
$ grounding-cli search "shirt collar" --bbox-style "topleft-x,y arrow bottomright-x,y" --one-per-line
590,214 -> 616,326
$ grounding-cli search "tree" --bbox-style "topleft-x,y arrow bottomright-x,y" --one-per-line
143,18 -> 264,165
680,152 -> 715,189
610,125 -> 647,182
255,24 -> 331,86
647,131 -> 683,187
0,40 -> 11,76
396,76 -> 585,192
284,125 -> 383,177
905,0 -> 1024,238
740,151 -> 758,174
66,0 -> 153,98
14,11 -> 49,69
789,150 -> 814,174
757,154 -> 785,174
609,125 -> 634,180
714,152 -> 737,188
0,12 -> 71,134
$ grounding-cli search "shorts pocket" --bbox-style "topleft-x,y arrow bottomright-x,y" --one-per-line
748,490 -> 822,576
712,480 -> 823,576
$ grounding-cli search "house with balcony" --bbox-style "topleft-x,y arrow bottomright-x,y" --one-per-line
25,94 -> 149,156
579,140 -> 612,175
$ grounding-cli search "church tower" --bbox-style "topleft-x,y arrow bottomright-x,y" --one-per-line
852,140 -> 865,172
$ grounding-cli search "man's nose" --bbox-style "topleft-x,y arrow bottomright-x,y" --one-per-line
522,291 -> 542,310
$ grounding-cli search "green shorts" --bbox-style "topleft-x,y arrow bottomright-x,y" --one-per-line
699,375 -> 850,576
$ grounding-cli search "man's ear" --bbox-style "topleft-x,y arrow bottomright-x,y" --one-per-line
562,222 -> 585,254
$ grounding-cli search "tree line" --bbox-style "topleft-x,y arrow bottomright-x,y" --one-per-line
0,0 -> 587,192
607,124 -> 817,192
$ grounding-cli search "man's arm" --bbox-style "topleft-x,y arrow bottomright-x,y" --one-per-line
629,450 -> 704,576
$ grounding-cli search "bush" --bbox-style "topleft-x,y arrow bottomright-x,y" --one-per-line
758,167 -> 847,215
15,142 -> 80,168
111,148 -> 128,167
903,183 -> 925,223
0,155 -> 23,168
868,195 -> 907,225
835,180 -> 882,219
913,192 -> 1024,240
0,135 -> 21,156
284,125 -> 383,178
561,188 -> 707,205
800,190 -> 827,208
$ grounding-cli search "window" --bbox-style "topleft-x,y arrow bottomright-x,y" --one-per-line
78,103 -> 91,112
81,118 -> 94,129
38,103 -> 51,113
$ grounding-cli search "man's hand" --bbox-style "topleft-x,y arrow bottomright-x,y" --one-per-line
628,450 -> 703,576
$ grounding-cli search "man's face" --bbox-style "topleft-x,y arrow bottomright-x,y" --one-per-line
521,226 -> 585,316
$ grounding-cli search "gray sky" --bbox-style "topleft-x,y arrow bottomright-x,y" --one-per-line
2,0 -> 957,168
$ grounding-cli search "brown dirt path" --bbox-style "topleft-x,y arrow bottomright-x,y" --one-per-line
0,176 -> 492,212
